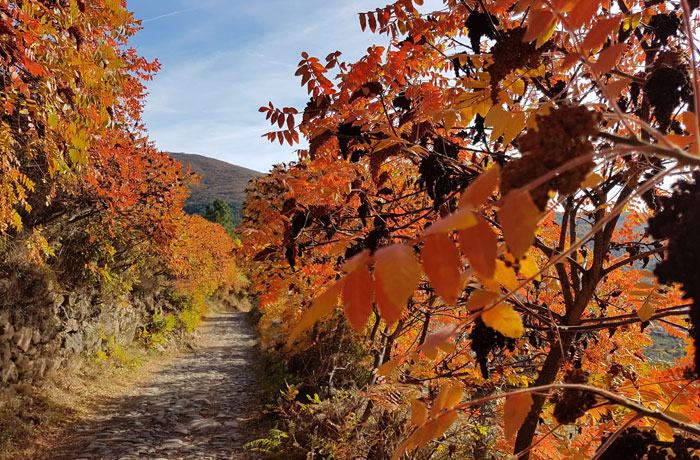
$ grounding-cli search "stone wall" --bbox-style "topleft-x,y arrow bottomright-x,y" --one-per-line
0,268 -> 158,385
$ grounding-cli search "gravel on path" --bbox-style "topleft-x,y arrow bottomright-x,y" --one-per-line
51,312 -> 258,460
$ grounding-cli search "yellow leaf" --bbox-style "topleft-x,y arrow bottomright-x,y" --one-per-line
484,104 -> 510,143
482,304 -> 524,338
459,164 -> 501,209
424,207 -> 478,236
288,281 -> 343,345
411,399 -> 428,426
503,392 -> 533,440
503,112 -> 526,145
374,244 -> 422,319
378,357 -> 402,376
422,234 -> 463,305
637,303 -> 655,322
498,191 -> 541,258
495,259 -> 519,291
519,253 -> 541,281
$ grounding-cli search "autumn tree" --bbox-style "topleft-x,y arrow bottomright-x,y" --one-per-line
0,1 -> 240,331
241,0 -> 700,458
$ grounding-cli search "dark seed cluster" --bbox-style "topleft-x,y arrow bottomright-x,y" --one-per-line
486,27 -> 549,103
647,173 -> 700,377
470,318 -> 515,379
501,105 -> 601,210
551,369 -> 598,424
597,427 -> 700,460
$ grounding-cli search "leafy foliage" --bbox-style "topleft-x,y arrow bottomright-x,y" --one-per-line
239,0 -> 700,458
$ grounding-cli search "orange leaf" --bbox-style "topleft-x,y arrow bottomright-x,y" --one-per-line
342,264 -> 374,331
432,384 -> 451,416
458,214 -> 498,278
422,234 -> 462,305
498,191 -> 540,259
523,9 -> 556,43
374,277 -> 403,325
445,384 -> 464,409
374,244 -> 422,314
566,0 -> 600,29
605,77 -> 631,98
482,304 -> 524,338
378,357 -> 402,376
287,281 -> 343,345
503,392 -> 533,440
424,207 -> 478,235
592,43 -> 626,74
341,249 -> 371,273
459,164 -> 501,209
411,399 -> 428,426
421,324 -> 460,358
465,289 -> 500,311
581,16 -> 623,52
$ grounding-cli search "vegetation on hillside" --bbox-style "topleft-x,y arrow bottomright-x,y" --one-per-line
239,0 -> 700,458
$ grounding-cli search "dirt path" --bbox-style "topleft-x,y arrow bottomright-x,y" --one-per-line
50,312 -> 258,460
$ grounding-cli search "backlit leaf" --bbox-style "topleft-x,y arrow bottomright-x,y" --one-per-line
411,399 -> 428,426
458,214 -> 498,278
424,207 -> 478,236
503,392 -> 533,440
581,16 -> 623,52
482,304 -> 524,338
465,289 -> 500,311
637,303 -> 655,322
374,244 -> 422,314
459,164 -> 501,209
523,9 -> 555,43
342,264 -> 374,331
378,357 -> 402,376
422,234 -> 462,305
495,259 -> 519,291
287,281 -> 343,345
499,191 -> 541,259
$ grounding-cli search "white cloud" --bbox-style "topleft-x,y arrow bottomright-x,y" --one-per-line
131,0 -> 445,172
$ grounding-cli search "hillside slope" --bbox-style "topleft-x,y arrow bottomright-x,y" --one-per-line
169,152 -> 264,214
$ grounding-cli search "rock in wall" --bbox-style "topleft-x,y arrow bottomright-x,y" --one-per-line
0,268 -> 157,386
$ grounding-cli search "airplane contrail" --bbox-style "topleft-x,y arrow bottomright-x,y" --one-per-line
143,7 -> 201,23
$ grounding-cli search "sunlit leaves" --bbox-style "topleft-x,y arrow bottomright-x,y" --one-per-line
482,304 -> 524,338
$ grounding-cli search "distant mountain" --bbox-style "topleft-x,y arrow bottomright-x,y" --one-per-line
168,152 -> 264,216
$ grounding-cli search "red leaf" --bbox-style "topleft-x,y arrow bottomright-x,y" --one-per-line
458,214 -> 498,279
342,264 -> 374,331
421,234 -> 462,305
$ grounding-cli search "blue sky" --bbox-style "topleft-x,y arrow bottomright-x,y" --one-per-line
126,0 -> 400,172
